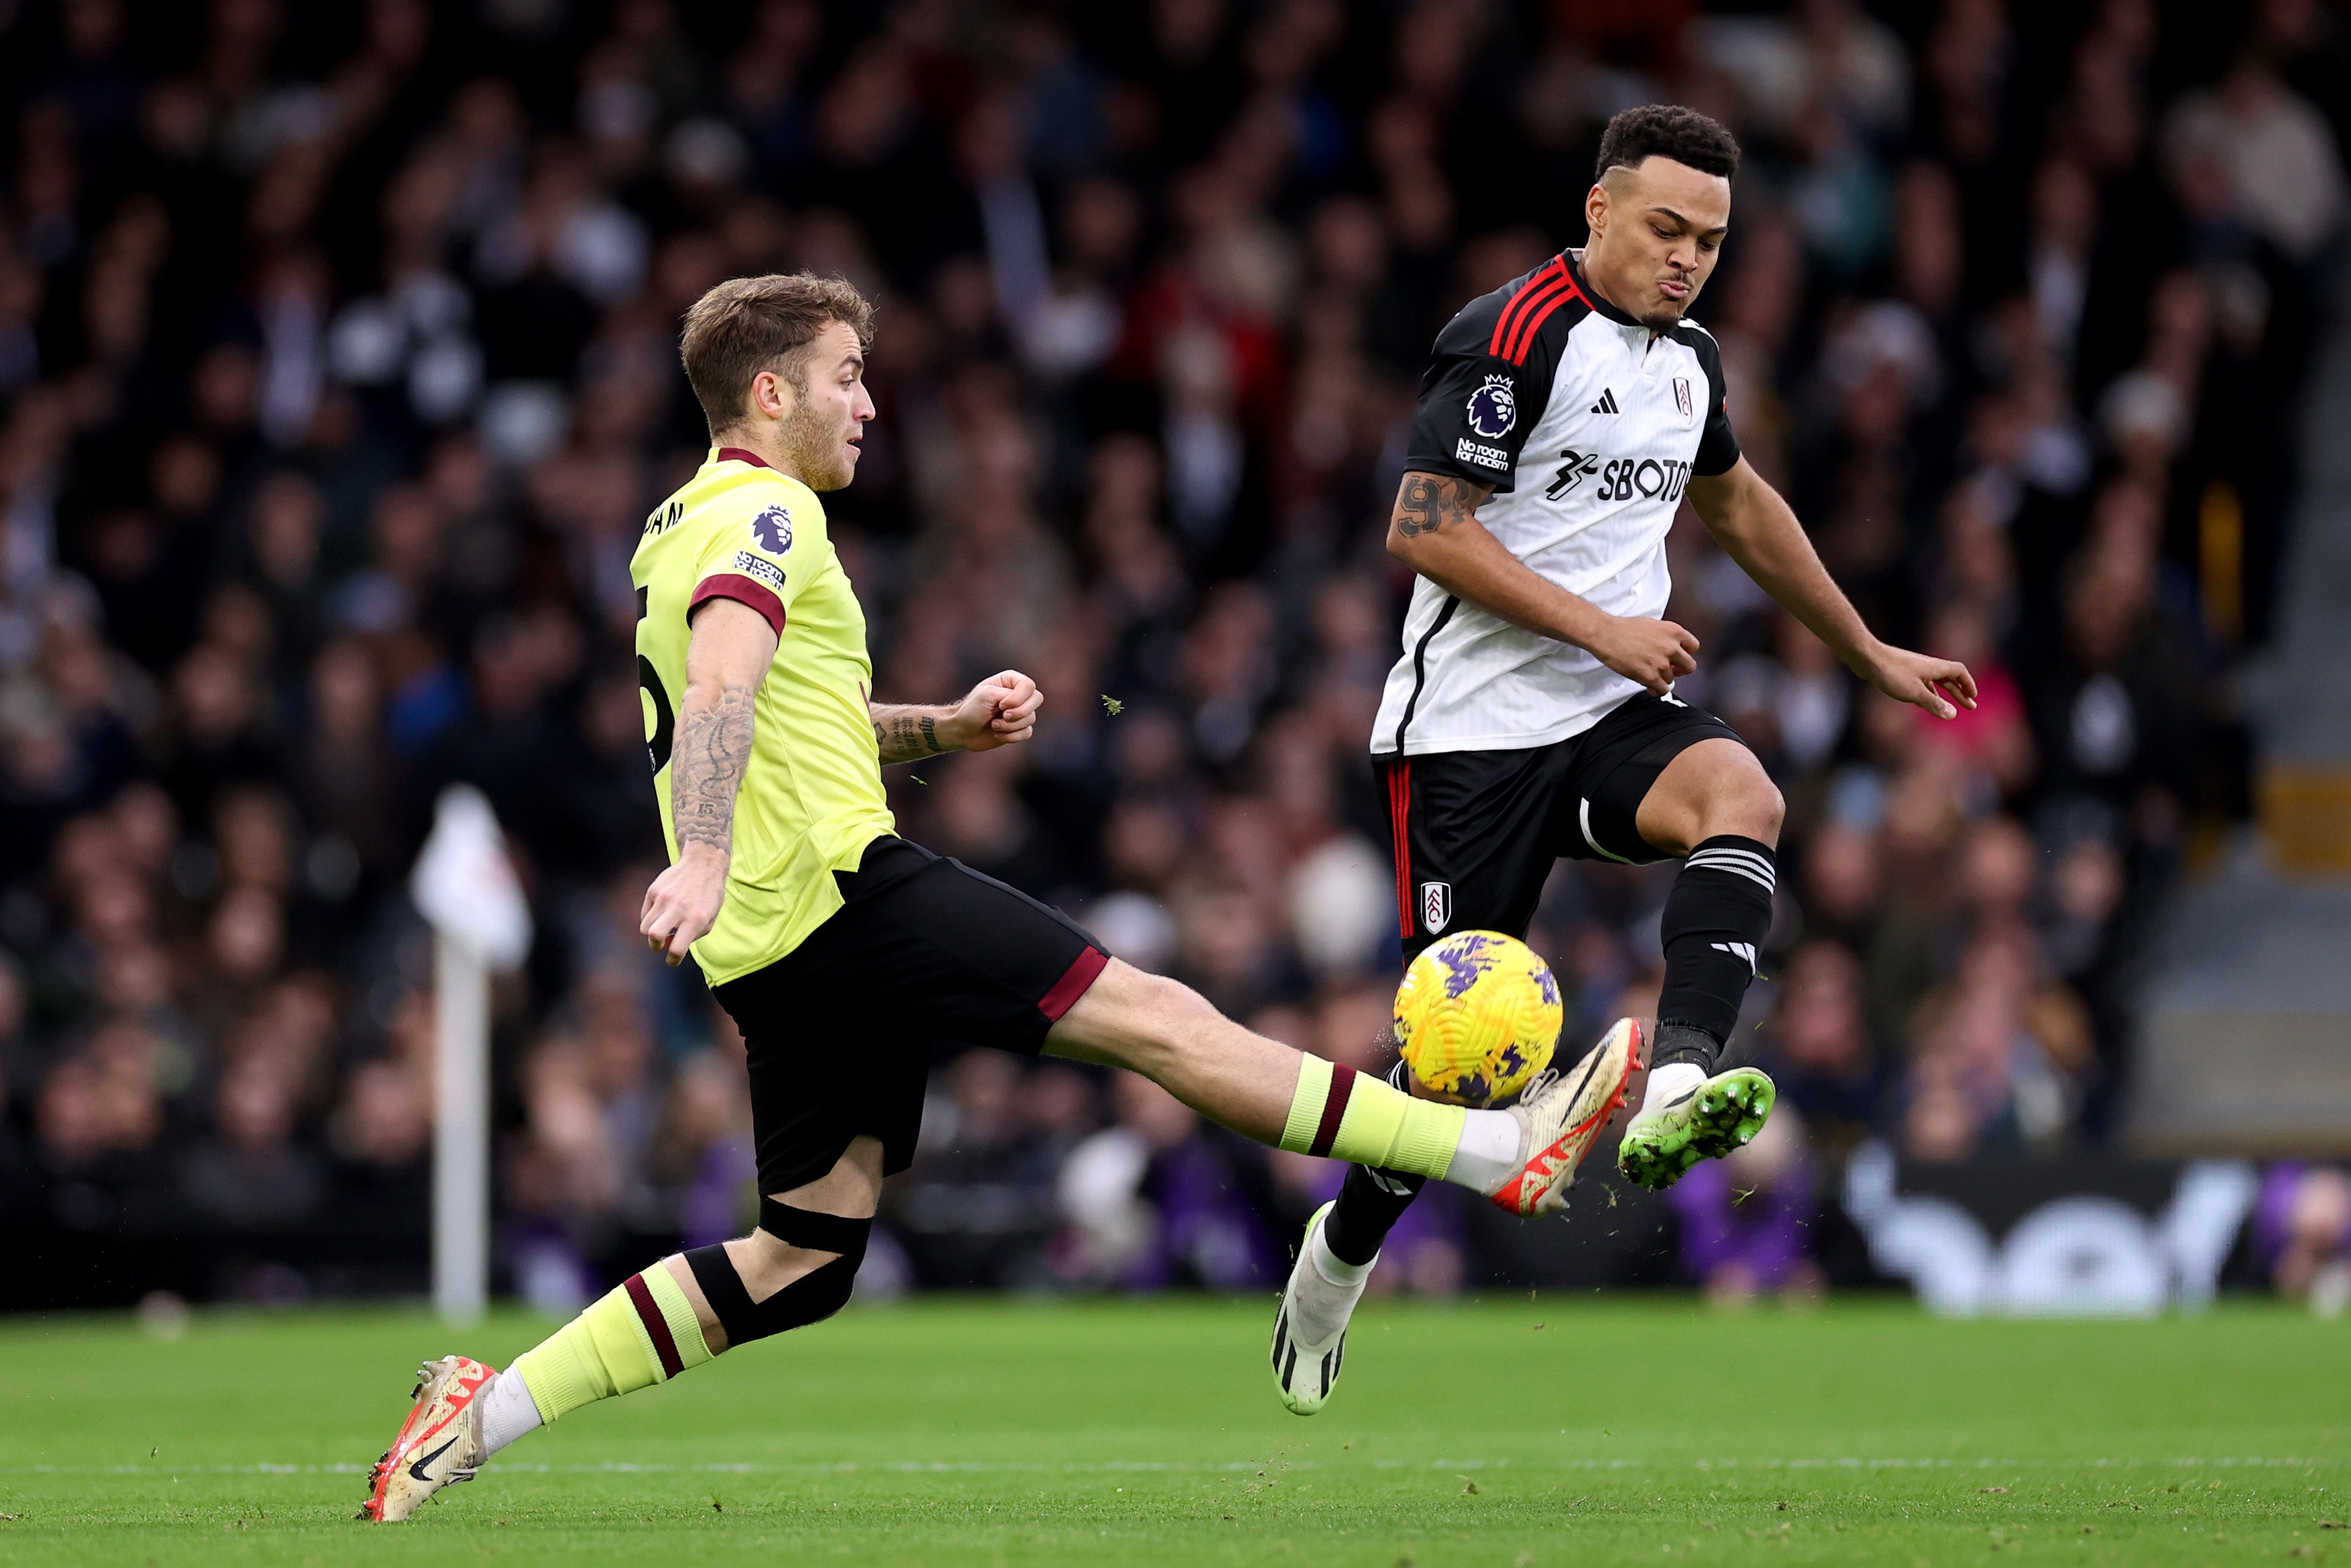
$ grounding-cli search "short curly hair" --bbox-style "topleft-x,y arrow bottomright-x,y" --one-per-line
678,272 -> 874,432
1595,104 -> 1742,183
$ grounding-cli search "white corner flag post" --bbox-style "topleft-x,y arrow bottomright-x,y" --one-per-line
410,786 -> 532,1326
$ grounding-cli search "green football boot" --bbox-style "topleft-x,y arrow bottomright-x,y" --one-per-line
1614,1065 -> 1776,1192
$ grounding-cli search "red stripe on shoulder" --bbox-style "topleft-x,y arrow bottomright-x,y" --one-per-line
690,573 -> 787,636
715,446 -> 771,468
1496,273 -> 1574,362
1503,268 -> 1589,365
1486,258 -> 1567,358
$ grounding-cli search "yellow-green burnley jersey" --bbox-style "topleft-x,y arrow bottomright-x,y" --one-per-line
630,446 -> 894,984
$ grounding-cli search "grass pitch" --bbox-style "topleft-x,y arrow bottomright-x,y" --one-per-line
0,1295 -> 2343,1566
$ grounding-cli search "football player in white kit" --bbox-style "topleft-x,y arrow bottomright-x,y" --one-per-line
1272,104 -> 1978,1414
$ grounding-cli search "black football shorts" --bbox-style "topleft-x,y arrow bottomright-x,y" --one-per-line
710,835 -> 1107,1196
1377,692 -> 1750,963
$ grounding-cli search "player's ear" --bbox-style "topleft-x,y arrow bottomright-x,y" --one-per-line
1584,180 -> 1609,237
748,366 -> 794,423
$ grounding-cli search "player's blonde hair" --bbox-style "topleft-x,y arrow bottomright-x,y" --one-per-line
678,272 -> 874,433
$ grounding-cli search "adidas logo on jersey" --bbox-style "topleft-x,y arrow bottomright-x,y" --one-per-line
1590,388 -> 1620,415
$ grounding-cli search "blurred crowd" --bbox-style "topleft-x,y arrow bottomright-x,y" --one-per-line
0,0 -> 2344,1307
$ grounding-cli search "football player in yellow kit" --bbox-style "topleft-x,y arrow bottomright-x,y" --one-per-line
361,273 -> 1638,1521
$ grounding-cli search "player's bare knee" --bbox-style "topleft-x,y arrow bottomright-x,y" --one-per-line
1049,958 -> 1200,1074
1111,970 -> 1210,1075
1743,774 -> 1785,843
1148,968 -> 1216,1022
1695,755 -> 1782,844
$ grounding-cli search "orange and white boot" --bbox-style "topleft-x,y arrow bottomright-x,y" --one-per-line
358,1355 -> 495,1522
1484,1018 -> 1639,1215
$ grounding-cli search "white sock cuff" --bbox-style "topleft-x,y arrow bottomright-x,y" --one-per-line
477,1368 -> 544,1457
1445,1109 -> 1523,1195
1308,1216 -> 1374,1288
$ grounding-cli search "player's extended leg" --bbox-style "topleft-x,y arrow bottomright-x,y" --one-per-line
1616,737 -> 1783,1191
360,1139 -> 882,1521
1045,959 -> 1630,1216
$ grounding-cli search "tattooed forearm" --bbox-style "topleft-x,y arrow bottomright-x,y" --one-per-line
1392,472 -> 1492,538
673,685 -> 755,856
870,703 -> 951,765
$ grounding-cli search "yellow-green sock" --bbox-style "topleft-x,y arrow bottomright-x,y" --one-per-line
1279,1055 -> 1467,1180
511,1264 -> 713,1424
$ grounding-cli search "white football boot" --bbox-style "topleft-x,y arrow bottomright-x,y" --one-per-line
359,1355 -> 495,1521
1270,1199 -> 1379,1415
1483,1018 -> 1639,1215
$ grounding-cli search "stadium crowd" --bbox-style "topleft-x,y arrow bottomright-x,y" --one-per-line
1,0 -> 2347,1309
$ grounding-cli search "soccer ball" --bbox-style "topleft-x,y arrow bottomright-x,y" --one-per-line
1392,930 -> 1562,1106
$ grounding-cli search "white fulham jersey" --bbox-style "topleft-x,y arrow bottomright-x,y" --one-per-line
1371,251 -> 1740,757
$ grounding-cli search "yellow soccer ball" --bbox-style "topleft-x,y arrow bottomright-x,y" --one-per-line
1392,930 -> 1562,1106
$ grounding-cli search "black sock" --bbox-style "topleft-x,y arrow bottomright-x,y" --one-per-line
1654,834 -> 1776,1069
1320,1163 -> 1425,1268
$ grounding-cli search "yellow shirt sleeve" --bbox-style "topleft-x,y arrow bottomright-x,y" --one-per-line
687,486 -> 806,635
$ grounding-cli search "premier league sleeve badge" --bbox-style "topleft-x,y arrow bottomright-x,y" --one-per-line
1466,373 -> 1517,441
748,504 -> 793,555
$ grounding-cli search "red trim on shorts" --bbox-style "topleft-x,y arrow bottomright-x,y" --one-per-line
715,446 -> 771,468
1037,945 -> 1109,1022
1387,761 -> 1414,939
690,573 -> 787,636
623,1273 -> 684,1379
1307,1062 -> 1359,1158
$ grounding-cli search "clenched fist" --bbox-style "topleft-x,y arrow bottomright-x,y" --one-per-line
1587,615 -> 1701,696
944,670 -> 1044,752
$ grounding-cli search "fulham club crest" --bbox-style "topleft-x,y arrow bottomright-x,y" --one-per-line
1673,376 -> 1693,420
1465,374 -> 1516,440
1419,881 -> 1452,935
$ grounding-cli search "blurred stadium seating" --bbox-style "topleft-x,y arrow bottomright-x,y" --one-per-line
0,0 -> 2346,1314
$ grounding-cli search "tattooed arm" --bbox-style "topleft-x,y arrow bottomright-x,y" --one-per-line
1385,469 -> 1698,695
639,598 -> 779,966
867,671 -> 1044,765
868,702 -> 954,764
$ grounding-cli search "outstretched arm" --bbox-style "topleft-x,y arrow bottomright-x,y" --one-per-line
1384,471 -> 1701,694
868,670 -> 1043,765
1685,457 -> 1977,719
641,598 -> 779,966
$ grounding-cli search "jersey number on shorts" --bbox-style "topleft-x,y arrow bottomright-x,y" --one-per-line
635,586 -> 675,774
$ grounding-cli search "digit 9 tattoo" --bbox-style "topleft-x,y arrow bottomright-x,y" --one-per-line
1394,472 -> 1490,538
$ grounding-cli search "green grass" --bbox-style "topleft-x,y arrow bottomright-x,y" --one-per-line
0,1295 -> 2344,1565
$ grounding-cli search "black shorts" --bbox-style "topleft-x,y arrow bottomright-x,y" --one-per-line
710,836 -> 1106,1197
1377,692 -> 1748,963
